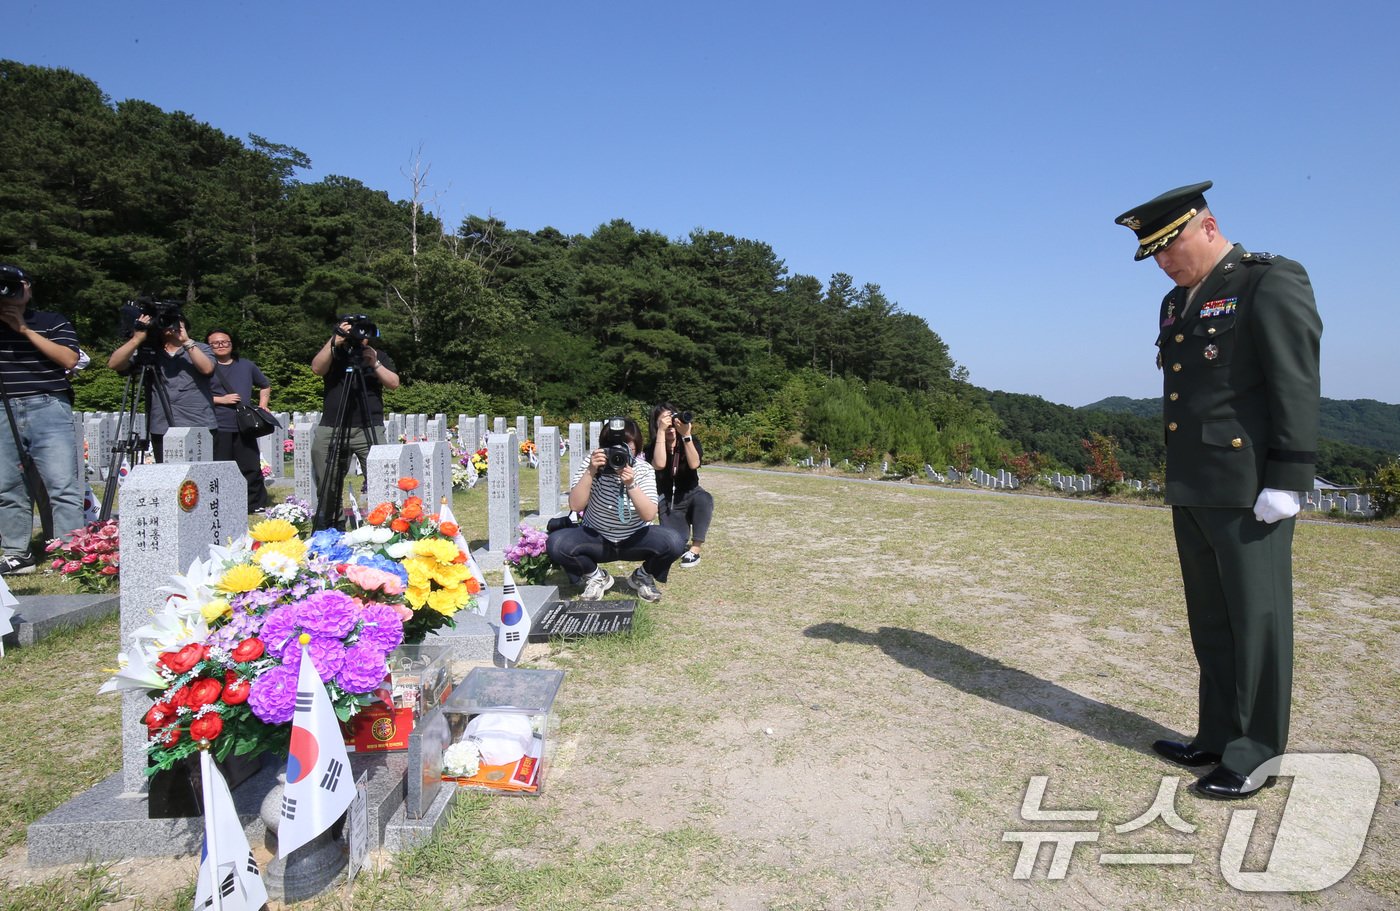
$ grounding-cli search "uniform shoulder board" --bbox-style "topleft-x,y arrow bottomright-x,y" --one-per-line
1241,251 -> 1277,264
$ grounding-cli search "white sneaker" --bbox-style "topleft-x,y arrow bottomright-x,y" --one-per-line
679,551 -> 701,568
625,567 -> 662,602
580,568 -> 613,600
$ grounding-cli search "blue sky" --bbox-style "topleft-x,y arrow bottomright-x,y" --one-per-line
13,1 -> 1400,406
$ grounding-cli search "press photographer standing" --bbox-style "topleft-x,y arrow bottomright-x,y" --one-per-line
0,264 -> 85,574
106,309 -> 216,462
649,403 -> 713,568
310,316 -> 399,529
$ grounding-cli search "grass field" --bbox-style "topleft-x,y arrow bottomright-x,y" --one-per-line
1,467 -> 1396,910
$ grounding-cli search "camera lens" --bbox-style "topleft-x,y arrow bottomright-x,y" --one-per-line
679,411 -> 693,424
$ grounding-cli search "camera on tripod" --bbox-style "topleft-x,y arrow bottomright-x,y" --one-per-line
335,314 -> 379,347
119,295 -> 186,341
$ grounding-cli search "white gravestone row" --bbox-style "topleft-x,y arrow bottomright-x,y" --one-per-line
366,443 -> 422,509
568,423 -> 586,486
118,462 -> 248,793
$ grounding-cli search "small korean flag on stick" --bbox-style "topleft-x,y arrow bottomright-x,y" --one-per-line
194,746 -> 268,911
496,565 -> 532,664
278,636 -> 355,858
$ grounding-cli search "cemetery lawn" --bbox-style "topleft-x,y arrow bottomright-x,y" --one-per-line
2,468 -> 1398,909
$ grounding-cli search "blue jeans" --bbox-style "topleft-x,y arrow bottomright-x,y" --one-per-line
0,394 -> 85,555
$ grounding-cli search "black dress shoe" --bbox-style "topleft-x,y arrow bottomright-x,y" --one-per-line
1193,765 -> 1275,800
1152,739 -> 1222,767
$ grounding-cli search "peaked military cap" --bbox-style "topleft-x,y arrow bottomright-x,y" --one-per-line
1116,181 -> 1212,261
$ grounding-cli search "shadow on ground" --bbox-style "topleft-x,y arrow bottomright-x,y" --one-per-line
804,622 -> 1177,757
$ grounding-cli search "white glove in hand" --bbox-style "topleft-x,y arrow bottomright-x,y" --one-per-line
1253,488 -> 1301,524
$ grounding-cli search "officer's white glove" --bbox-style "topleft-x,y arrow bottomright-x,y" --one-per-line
1253,488 -> 1301,524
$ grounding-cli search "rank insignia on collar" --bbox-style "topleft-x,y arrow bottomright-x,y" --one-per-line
1222,262 -> 1236,273
1203,344 -> 1219,360
1198,297 -> 1238,319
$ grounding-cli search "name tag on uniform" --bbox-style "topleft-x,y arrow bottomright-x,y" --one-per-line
1198,297 -> 1238,319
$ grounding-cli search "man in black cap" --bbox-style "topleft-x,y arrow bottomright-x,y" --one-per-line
0,264 -> 86,573
1116,182 -> 1322,799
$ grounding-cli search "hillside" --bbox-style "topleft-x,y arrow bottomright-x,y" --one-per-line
1081,396 -> 1400,455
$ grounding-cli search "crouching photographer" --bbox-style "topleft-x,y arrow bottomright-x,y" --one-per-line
649,403 -> 713,568
545,416 -> 685,602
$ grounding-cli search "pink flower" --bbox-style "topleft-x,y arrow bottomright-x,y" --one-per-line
392,603 -> 414,622
81,553 -> 98,564
62,560 -> 81,573
344,564 -> 406,596
51,558 -> 64,570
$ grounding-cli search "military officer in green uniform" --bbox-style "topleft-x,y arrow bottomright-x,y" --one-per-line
1116,181 -> 1322,799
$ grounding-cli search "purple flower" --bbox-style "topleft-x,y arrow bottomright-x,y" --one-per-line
297,590 -> 358,638
305,636 -> 346,680
248,664 -> 299,724
259,606 -> 301,657
355,604 -> 405,652
336,643 -> 389,693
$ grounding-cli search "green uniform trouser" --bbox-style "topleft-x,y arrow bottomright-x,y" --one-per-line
1172,505 -> 1294,775
310,423 -> 385,512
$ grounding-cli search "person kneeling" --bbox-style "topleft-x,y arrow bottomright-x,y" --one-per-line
546,416 -> 685,602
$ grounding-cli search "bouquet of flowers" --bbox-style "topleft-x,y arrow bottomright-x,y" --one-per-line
504,523 -> 552,585
519,439 -> 537,457
264,496 -> 313,536
44,519 -> 120,593
101,517 -> 408,772
282,437 -> 295,456
338,478 -> 480,642
471,448 -> 488,475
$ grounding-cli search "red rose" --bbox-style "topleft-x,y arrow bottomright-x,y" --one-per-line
167,685 -> 192,709
230,637 -> 265,663
158,643 -> 208,675
190,714 -> 224,742
397,477 -> 419,491
223,677 -> 251,705
187,677 -> 223,710
144,701 -> 176,729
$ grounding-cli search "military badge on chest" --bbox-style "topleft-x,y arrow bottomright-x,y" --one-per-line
1203,344 -> 1219,361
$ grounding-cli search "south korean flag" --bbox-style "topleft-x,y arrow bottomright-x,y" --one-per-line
194,750 -> 268,911
495,565 -> 533,664
278,641 -> 355,857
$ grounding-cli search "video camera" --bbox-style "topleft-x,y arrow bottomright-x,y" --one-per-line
119,295 -> 186,340
0,264 -> 28,300
335,314 -> 379,347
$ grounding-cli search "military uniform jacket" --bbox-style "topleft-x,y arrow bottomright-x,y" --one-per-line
1156,244 -> 1321,507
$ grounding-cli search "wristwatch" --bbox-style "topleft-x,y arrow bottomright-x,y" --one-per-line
181,341 -> 196,350
682,435 -> 693,443
623,481 -> 636,491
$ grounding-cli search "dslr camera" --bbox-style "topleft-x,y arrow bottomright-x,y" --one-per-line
0,264 -> 28,300
118,294 -> 186,340
598,416 -> 634,474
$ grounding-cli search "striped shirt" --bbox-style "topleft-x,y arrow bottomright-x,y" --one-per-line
0,308 -> 80,398
571,457 -> 659,543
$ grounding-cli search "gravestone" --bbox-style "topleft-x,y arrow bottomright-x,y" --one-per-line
475,414 -> 487,445
258,433 -> 284,479
162,426 -> 209,463
413,441 -> 452,509
493,416 -> 505,435
434,414 -> 448,440
118,462 -> 248,794
293,420 -> 319,514
533,415 -> 543,442
85,418 -> 111,480
588,421 -> 601,451
386,414 -> 404,442
537,427 -> 561,515
515,416 -> 527,441
366,444 -> 422,508
426,418 -> 443,442
568,423 -> 585,483
487,432 -> 520,552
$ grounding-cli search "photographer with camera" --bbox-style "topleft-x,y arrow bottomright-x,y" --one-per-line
309,316 -> 399,528
546,416 -> 685,602
648,403 -> 713,569
107,306 -> 216,462
0,264 -> 85,574
206,328 -> 272,513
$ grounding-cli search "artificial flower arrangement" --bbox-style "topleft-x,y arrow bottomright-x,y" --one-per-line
100,479 -> 478,774
264,496 -> 313,536
519,439 -> 537,457
471,448 -> 489,475
44,519 -> 120,593
504,523 -> 552,585
451,444 -> 476,490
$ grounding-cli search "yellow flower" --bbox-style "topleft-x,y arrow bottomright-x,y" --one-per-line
250,519 -> 298,543
405,584 -> 431,609
200,598 -> 231,622
218,563 -> 266,593
257,538 -> 307,563
427,588 -> 463,615
402,556 -> 435,589
412,538 -> 460,565
431,563 -> 471,588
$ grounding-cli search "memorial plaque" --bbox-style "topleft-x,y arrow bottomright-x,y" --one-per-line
527,599 -> 636,642
293,420 -> 318,512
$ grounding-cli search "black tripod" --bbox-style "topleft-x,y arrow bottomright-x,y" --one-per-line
0,365 -> 55,552
98,348 -> 172,522
313,348 -> 379,531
